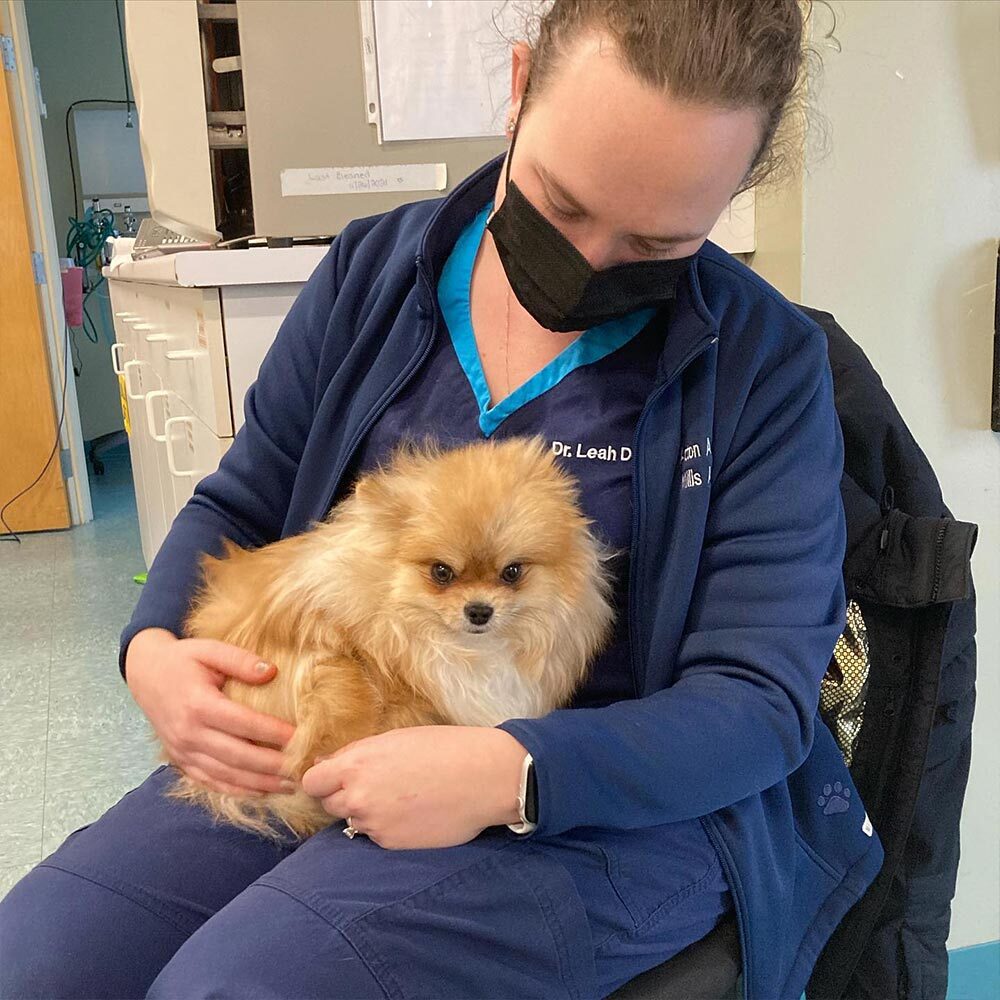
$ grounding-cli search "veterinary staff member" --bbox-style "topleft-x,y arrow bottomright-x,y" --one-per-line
0,2 -> 883,998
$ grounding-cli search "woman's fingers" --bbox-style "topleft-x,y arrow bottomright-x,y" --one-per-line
182,763 -> 262,798
198,727 -> 292,781
187,638 -> 278,685
186,751 -> 292,795
320,788 -> 350,820
202,693 -> 296,749
145,638 -> 298,797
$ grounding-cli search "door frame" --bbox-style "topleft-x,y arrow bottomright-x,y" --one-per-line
1,0 -> 92,525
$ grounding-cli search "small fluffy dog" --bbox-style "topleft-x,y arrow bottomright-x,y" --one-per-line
169,437 -> 614,838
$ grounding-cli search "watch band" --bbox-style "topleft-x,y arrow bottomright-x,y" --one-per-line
507,752 -> 537,835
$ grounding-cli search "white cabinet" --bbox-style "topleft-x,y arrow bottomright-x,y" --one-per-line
105,243 -> 327,567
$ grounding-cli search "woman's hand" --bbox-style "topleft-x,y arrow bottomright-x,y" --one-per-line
301,726 -> 529,850
125,628 -> 297,797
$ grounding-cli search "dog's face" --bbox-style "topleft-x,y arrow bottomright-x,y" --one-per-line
350,438 -> 603,646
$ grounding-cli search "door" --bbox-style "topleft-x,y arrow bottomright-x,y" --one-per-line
0,57 -> 69,533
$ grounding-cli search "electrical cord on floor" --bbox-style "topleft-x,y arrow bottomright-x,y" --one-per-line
0,321 -> 72,544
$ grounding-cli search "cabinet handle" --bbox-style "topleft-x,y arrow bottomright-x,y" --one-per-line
164,416 -> 196,478
145,390 -> 171,442
110,342 -> 128,375
122,360 -> 145,401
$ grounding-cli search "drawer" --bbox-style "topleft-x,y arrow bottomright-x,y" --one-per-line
114,356 -> 233,565
142,388 -> 213,534
113,283 -> 233,437
155,391 -> 233,500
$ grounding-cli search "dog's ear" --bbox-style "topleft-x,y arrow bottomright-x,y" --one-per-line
352,473 -> 382,505
353,439 -> 435,517
352,470 -> 405,517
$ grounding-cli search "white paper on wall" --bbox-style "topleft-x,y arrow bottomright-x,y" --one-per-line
367,0 -> 522,142
280,162 -> 448,197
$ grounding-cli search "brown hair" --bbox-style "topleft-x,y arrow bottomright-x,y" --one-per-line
519,0 -> 819,190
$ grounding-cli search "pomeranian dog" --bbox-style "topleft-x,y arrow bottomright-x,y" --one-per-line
168,436 -> 615,838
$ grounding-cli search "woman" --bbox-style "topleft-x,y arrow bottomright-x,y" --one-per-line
0,2 -> 883,998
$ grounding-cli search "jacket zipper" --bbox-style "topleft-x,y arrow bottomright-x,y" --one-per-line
626,332 -> 754,992
627,334 -> 718,696
321,256 -> 437,512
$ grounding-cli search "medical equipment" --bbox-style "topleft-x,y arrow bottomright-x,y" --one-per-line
130,218 -> 215,259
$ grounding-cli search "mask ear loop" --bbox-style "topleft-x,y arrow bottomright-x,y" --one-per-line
501,77 -> 530,195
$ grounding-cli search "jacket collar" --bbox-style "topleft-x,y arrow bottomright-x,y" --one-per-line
416,155 -> 718,383
417,154 -> 503,286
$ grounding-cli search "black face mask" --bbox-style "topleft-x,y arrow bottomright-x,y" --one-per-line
486,118 -> 700,333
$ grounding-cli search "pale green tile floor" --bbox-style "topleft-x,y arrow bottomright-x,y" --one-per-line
0,444 -> 157,898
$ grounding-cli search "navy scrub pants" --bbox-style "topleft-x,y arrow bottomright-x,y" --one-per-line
0,766 -> 731,999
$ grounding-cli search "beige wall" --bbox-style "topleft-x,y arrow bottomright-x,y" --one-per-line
798,0 -> 1000,949
750,167 -> 804,302
24,0 -> 129,442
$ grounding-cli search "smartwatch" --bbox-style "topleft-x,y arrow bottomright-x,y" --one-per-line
507,753 -> 538,834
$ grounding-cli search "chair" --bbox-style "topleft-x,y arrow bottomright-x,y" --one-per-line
607,914 -> 742,999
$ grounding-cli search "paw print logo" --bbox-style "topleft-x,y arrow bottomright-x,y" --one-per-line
817,781 -> 851,816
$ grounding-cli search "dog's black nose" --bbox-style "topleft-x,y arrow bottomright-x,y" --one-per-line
464,602 -> 494,626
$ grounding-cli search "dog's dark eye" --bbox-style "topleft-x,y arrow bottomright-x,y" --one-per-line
500,563 -> 523,585
431,563 -> 455,585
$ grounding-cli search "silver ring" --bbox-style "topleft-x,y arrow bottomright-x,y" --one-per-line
343,817 -> 359,839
